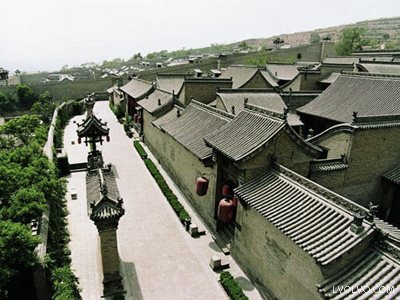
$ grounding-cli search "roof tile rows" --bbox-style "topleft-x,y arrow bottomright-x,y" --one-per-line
204,108 -> 286,162
137,89 -> 173,114
216,92 -> 286,115
266,64 -> 300,82
234,165 -> 374,266
317,247 -> 400,299
298,74 -> 400,123
357,63 -> 400,75
120,77 -> 154,99
156,75 -> 185,94
220,66 -> 258,89
160,101 -> 231,159
383,165 -> 400,186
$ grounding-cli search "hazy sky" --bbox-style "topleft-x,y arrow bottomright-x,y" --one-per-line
1,0 -> 399,72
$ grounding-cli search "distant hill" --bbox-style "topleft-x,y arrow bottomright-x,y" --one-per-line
238,16 -> 400,49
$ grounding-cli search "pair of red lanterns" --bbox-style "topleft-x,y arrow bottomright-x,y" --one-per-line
133,114 -> 142,123
218,184 -> 238,223
77,136 -> 110,144
195,177 -> 237,223
195,177 -> 234,197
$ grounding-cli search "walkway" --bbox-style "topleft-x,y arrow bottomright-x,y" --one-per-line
65,101 -> 262,300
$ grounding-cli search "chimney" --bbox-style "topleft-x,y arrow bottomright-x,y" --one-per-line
177,110 -> 181,117
350,212 -> 364,234
194,69 -> 202,78
231,106 -> 235,115
158,99 -> 161,106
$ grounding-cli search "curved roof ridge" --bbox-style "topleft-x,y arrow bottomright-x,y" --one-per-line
190,100 -> 235,120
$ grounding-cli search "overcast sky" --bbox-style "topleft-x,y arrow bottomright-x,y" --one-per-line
1,0 -> 399,72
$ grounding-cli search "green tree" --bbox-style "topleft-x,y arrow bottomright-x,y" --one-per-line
0,221 -> 40,298
238,41 -> 249,50
0,115 -> 41,145
32,91 -> 56,123
0,92 -> 18,113
273,37 -> 284,48
310,32 -> 320,44
1,187 -> 46,224
382,33 -> 390,40
335,27 -> 368,56
16,84 -> 37,108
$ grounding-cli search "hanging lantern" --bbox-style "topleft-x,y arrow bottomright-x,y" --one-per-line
195,177 -> 209,196
134,114 -> 138,123
78,137 -> 82,144
222,184 -> 232,198
137,115 -> 142,123
106,135 -> 110,142
232,196 -> 238,207
218,198 -> 234,223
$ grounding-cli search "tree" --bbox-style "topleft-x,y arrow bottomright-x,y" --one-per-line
273,37 -> 285,48
0,221 -> 40,297
0,115 -> 41,145
335,27 -> 367,56
1,187 -> 46,224
32,91 -> 56,123
239,41 -> 249,50
16,84 -> 37,108
382,33 -> 390,40
0,92 -> 18,113
310,32 -> 320,44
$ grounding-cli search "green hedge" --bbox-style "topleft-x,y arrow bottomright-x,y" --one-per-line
51,267 -> 81,300
220,271 -> 248,300
133,141 -> 147,159
132,142 -> 190,222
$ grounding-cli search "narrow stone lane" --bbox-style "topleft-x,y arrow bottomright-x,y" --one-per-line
65,101 -> 261,300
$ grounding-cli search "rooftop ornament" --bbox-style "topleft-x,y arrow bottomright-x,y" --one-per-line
76,94 -> 110,169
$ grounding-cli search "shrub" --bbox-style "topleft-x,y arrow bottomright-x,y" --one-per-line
51,267 -> 81,300
142,158 -> 190,222
133,141 -> 147,159
220,271 -> 248,300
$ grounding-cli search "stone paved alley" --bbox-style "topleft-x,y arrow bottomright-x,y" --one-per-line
65,101 -> 262,300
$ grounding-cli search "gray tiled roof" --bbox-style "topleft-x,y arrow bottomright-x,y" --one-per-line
266,64 -> 299,81
317,246 -> 400,299
319,72 -> 341,84
77,114 -> 109,137
323,56 -> 359,65
216,92 -> 286,115
220,66 -> 258,89
152,106 -> 181,129
86,167 -> 120,205
298,74 -> 400,123
357,63 -> 400,74
383,165 -> 400,186
260,70 -> 279,87
137,89 -> 173,114
204,108 -> 285,162
120,78 -> 153,98
310,158 -> 349,173
234,165 -> 374,266
156,75 -> 185,94
87,167 -> 124,221
161,101 -> 231,159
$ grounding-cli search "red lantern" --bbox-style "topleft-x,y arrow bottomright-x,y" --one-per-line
232,196 -> 238,207
78,137 -> 81,144
137,116 -> 142,123
218,198 -> 234,223
196,177 -> 209,196
106,135 -> 110,142
134,114 -> 138,123
222,184 -> 232,198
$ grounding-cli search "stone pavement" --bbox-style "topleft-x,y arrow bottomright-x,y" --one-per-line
65,101 -> 263,300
